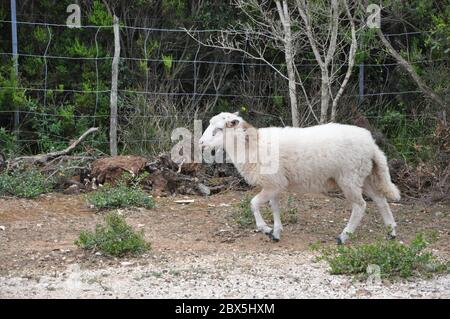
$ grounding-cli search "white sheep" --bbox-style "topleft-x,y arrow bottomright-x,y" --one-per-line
199,112 -> 400,244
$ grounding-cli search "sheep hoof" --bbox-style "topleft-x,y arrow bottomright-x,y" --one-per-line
269,233 -> 280,242
264,230 -> 279,242
264,230 -> 273,237
387,234 -> 397,240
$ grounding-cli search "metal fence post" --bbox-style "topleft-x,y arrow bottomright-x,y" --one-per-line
358,61 -> 365,106
10,0 -> 19,135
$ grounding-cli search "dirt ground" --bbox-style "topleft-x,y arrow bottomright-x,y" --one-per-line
0,190 -> 449,298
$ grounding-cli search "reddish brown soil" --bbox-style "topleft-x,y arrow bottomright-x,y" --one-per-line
0,190 -> 448,276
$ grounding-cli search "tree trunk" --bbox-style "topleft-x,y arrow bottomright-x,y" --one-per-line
276,1 -> 299,127
297,0 -> 332,124
331,0 -> 357,122
286,55 -> 299,127
320,70 -> 330,123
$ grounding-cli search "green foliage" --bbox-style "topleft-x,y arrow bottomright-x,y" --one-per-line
272,94 -> 284,108
162,0 -> 186,17
33,27 -> 49,44
67,38 -> 97,57
213,99 -> 233,114
87,182 -> 155,210
427,13 -> 450,55
0,127 -> 17,155
234,195 -> 256,227
315,233 -> 449,279
0,0 -> 447,171
88,0 -> 113,26
21,56 -> 44,77
378,110 -> 434,162
0,168 -> 55,198
0,63 -> 28,109
190,1 -> 238,28
162,54 -> 173,72
75,211 -> 150,257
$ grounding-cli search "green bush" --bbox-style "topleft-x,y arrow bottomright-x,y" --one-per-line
0,168 -> 55,198
378,109 -> 435,162
75,211 -> 150,257
87,182 -> 155,210
315,233 -> 449,279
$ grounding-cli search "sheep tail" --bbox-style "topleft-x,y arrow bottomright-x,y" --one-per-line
371,147 -> 401,201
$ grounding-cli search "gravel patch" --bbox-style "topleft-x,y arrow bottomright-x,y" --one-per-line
1,251 -> 448,299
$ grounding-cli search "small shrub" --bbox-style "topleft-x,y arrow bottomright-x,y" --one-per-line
0,168 -> 55,198
233,195 -> 299,228
75,211 -> 150,257
315,233 -> 449,279
87,182 -> 155,210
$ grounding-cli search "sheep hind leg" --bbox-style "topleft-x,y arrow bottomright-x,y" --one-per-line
269,193 -> 282,242
363,180 -> 397,239
337,184 -> 367,244
251,190 -> 273,235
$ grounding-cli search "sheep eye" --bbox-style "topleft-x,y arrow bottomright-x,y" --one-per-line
212,128 -> 222,136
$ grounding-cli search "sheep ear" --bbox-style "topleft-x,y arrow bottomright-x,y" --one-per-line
233,111 -> 240,116
226,119 -> 240,128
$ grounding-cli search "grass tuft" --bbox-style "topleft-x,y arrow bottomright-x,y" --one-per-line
87,182 -> 155,210
314,232 -> 449,279
0,168 -> 55,198
75,211 -> 150,257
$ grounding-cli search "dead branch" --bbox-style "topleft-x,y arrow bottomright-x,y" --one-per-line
376,28 -> 446,108
7,127 -> 99,169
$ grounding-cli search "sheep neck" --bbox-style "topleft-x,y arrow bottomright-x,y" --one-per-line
223,125 -> 258,178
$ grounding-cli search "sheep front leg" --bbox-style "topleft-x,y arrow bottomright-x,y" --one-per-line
251,190 -> 273,235
270,194 -> 282,242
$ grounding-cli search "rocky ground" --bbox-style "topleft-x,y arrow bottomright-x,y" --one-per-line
1,251 -> 449,298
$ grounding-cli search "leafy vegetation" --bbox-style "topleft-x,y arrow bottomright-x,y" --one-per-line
314,233 -> 449,279
87,182 -> 155,210
75,211 -> 150,257
377,109 -> 435,163
0,0 -> 447,190
0,168 -> 55,198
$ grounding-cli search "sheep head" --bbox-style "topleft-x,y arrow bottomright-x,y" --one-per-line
199,112 -> 244,149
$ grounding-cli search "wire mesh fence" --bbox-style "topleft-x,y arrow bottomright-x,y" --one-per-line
0,18 -> 447,157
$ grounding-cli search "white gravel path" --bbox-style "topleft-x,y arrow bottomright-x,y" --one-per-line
0,251 -> 448,299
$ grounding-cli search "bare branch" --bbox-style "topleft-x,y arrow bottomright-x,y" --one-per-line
8,127 -> 99,169
376,29 -> 446,108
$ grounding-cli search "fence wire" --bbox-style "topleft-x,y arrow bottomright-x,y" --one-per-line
0,19 -> 447,154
